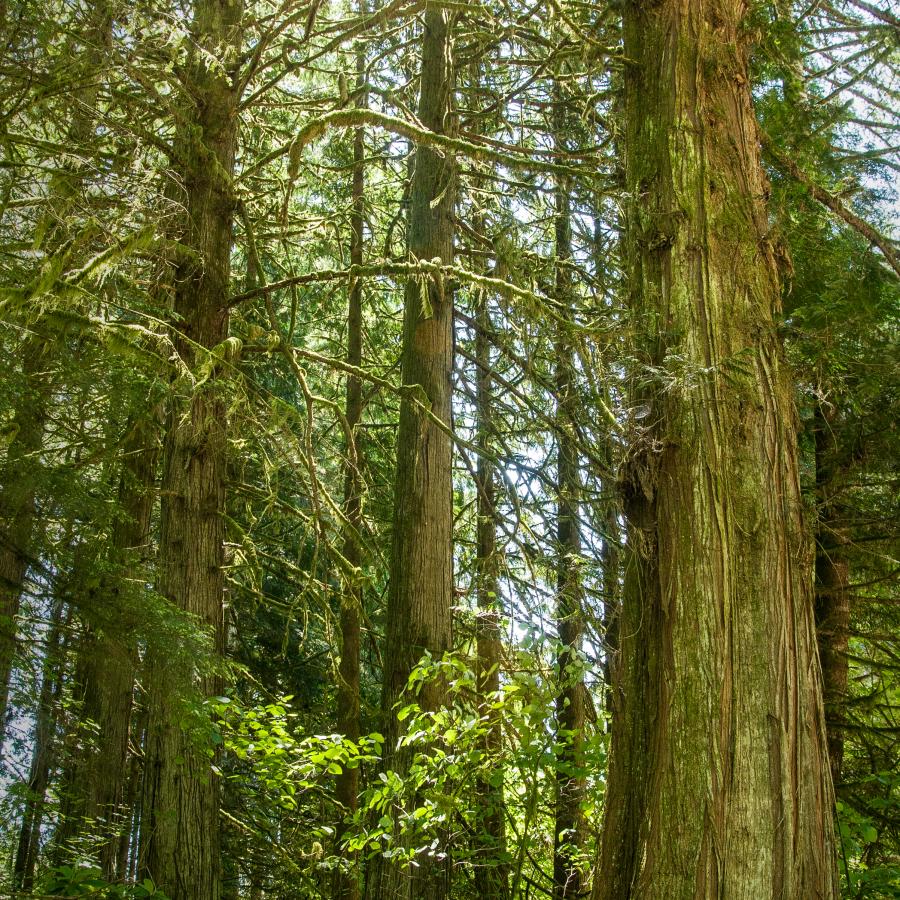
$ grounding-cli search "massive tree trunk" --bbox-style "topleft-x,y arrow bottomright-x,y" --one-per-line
333,27 -> 367,900
55,410 -> 159,876
813,403 -> 850,790
552,80 -> 587,900
595,1 -> 838,897
140,3 -> 242,898
371,6 -> 456,899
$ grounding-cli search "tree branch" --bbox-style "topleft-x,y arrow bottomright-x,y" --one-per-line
761,129 -> 900,278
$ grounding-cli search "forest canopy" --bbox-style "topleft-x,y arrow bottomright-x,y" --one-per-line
0,0 -> 897,898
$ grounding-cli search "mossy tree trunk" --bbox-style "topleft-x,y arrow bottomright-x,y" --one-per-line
595,1 -> 838,897
371,6 -> 456,899
140,2 -> 242,898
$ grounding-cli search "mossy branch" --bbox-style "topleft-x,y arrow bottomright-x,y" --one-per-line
229,258 -> 558,311
250,108 -> 609,183
761,130 -> 900,279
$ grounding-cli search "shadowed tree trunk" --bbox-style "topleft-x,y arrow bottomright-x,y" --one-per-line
140,2 -> 242,898
0,344 -> 48,757
552,77 -> 587,900
472,280 -> 509,899
599,480 -> 620,712
13,598 -> 69,892
813,403 -> 850,789
595,1 -> 838,897
333,21 -> 367,900
370,5 -> 457,899
55,409 -> 159,876
590,213 -> 621,713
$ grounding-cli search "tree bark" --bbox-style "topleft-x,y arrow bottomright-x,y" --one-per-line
595,1 -> 838,897
140,3 -> 242,898
370,6 -> 456,899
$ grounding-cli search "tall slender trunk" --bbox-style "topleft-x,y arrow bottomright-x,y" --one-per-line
472,281 -> 508,899
590,214 -> 621,713
13,598 -> 68,892
599,479 -> 619,712
0,343 -> 48,756
55,410 -> 159,876
333,26 -> 367,900
371,6 -> 456,899
121,703 -> 147,882
813,404 -> 850,789
552,78 -> 586,900
140,3 -> 242,898
595,1 -> 838,897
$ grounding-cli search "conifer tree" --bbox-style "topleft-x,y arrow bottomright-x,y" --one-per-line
140,2 -> 243,896
372,5 -> 458,898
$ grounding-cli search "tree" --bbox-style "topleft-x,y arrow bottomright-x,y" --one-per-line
596,0 -> 838,896
371,6 -> 457,898
333,17 -> 368,900
552,73 -> 587,900
13,599 -> 68,892
473,282 -> 509,900
140,1 -> 243,897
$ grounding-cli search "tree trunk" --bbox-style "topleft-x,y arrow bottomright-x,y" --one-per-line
552,78 -> 586,900
472,282 -> 508,899
590,215 -> 621,715
370,6 -> 456,899
120,694 -> 149,884
0,342 -> 48,757
599,493 -> 620,720
333,25 -> 367,900
13,599 -> 68,892
140,3 -> 242,898
813,403 -> 850,790
595,2 -> 838,897
55,410 -> 159,876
